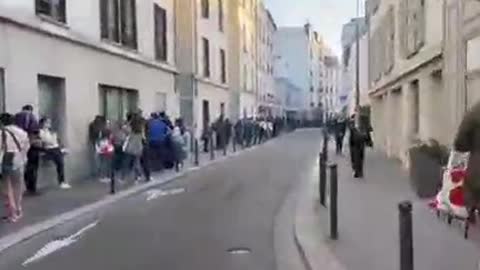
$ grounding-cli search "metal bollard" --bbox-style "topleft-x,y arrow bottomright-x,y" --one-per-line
233,135 -> 237,152
323,132 -> 329,161
223,136 -> 227,156
110,161 -> 116,195
194,139 -> 199,166
399,201 -> 414,270
319,152 -> 327,207
210,134 -> 215,160
329,164 -> 338,240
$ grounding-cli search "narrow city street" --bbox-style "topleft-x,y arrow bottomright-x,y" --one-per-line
0,130 -> 320,270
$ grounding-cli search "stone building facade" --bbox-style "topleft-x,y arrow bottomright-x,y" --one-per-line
0,0 -> 178,183
367,0 -> 445,166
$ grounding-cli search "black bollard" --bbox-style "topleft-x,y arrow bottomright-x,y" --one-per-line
210,133 -> 215,160
329,164 -> 338,240
399,201 -> 414,270
323,132 -> 329,161
194,139 -> 199,166
223,134 -> 227,156
319,152 -> 327,207
110,161 -> 115,195
233,134 -> 237,152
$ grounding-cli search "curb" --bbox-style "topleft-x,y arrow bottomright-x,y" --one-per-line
293,218 -> 314,270
0,136 -> 282,254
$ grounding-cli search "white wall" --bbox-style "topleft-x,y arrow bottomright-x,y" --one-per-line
0,0 -> 178,181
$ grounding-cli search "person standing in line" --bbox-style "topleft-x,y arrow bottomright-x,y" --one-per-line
1,113 -> 30,222
95,121 -> 114,183
88,115 -> 107,179
349,114 -> 367,178
14,105 -> 40,194
129,112 -> 150,182
453,101 -> 480,222
38,118 -> 71,189
122,120 -> 144,183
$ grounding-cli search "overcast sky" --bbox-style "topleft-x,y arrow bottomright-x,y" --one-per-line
265,0 -> 365,56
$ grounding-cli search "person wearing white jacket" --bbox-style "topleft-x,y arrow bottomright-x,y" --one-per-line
0,113 -> 30,223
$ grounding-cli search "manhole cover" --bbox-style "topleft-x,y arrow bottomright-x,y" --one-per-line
227,248 -> 251,255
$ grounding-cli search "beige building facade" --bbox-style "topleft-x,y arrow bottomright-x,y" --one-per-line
256,3 -> 277,117
176,0 -> 230,138
443,0 -> 480,136
227,0 -> 259,120
0,0 -> 178,183
367,0 -> 446,166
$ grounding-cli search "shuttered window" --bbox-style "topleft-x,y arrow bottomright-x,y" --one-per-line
100,0 -> 137,50
220,49 -> 227,83
202,38 -> 210,78
154,4 -> 168,61
398,0 -> 425,58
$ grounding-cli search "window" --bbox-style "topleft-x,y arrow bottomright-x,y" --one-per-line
154,4 -> 167,61
99,84 -> 138,123
218,0 -> 224,31
100,0 -> 137,50
220,49 -> 227,83
201,0 -> 209,18
202,38 -> 210,78
155,92 -> 167,112
35,0 -> 66,23
220,102 -> 225,116
0,69 -> 5,113
411,80 -> 420,134
38,75 -> 66,142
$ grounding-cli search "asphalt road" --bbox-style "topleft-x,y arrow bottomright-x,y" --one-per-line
0,129 -> 321,270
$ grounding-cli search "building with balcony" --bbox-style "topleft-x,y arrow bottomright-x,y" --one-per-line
0,0 -> 178,183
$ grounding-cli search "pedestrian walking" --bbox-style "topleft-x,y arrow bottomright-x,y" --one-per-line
0,113 -> 30,222
38,117 -> 71,189
129,112 -> 150,181
172,118 -> 189,169
349,115 -> 368,178
453,101 -> 480,222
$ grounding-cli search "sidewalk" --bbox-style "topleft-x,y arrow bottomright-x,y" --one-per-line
295,146 -> 480,270
0,138 -> 262,252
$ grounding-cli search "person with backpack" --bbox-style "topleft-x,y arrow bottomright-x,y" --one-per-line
0,113 -> 30,222
122,122 -> 144,183
15,105 -> 40,194
147,113 -> 170,170
95,121 -> 114,183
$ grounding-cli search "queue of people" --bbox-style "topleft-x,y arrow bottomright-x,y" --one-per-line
1,105 -> 71,222
88,111 -> 191,184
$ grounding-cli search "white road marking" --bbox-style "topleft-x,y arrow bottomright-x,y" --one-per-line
22,221 -> 99,266
145,188 -> 185,201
